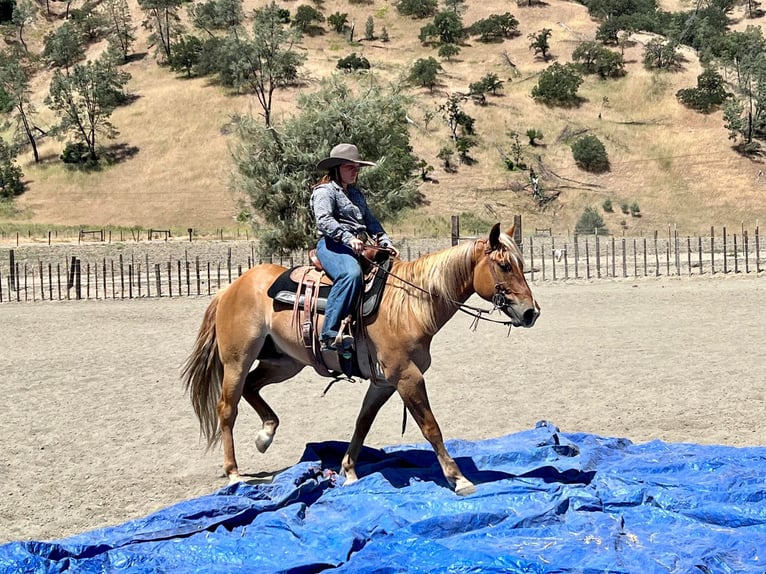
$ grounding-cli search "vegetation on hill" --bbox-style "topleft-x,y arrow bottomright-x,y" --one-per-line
0,0 -> 765,242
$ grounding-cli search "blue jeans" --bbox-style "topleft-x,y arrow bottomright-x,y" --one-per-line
316,237 -> 363,341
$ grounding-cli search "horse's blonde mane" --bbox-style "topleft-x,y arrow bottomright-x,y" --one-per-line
382,231 -> 524,335
383,240 -> 476,335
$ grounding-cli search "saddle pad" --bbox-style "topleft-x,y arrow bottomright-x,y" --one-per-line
266,259 -> 391,319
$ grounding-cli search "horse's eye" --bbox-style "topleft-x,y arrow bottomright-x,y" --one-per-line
498,262 -> 512,272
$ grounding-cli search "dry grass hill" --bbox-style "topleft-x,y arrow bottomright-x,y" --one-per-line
1,0 -> 765,238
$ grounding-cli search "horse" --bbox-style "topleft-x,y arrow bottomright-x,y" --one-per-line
182,223 -> 540,496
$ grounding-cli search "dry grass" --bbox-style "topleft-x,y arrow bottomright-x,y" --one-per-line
3,0 -> 765,236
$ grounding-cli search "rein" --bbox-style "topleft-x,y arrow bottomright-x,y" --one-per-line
361,241 -> 516,334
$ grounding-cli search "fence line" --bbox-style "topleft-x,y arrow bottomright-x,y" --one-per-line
522,226 -> 762,281
0,227 -> 762,303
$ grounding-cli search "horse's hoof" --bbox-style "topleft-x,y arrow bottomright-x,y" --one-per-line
455,479 -> 476,496
255,429 -> 274,453
227,473 -> 243,485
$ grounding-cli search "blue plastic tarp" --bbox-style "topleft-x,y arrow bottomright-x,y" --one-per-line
2,422 -> 766,573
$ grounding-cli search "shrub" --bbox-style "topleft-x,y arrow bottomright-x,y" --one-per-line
571,134 -> 609,173
676,68 -> 730,114
531,62 -> 583,107
61,141 -> 92,164
336,53 -> 371,72
575,206 -> 609,235
396,0 -> 437,18
620,201 -> 630,214
602,198 -> 613,212
630,202 -> 641,217
0,139 -> 23,199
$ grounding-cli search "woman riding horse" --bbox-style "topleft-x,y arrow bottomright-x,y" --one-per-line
311,143 -> 399,354
183,220 -> 539,496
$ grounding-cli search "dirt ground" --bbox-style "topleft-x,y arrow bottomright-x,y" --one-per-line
1,275 -> 765,544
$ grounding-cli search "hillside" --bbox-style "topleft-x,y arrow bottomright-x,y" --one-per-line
2,0 -> 765,237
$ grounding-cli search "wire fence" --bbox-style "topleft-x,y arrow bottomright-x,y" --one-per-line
0,225 -> 762,303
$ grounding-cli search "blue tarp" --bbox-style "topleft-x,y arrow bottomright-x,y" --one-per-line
2,422 -> 766,573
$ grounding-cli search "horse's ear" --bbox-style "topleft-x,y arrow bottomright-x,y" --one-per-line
489,223 -> 501,249
506,224 -> 515,237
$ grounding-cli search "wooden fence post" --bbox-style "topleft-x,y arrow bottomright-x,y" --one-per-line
451,215 -> 459,246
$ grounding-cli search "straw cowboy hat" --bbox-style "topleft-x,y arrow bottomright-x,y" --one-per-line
316,143 -> 376,171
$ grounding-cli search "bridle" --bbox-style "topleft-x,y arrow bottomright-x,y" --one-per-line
361,239 -> 525,334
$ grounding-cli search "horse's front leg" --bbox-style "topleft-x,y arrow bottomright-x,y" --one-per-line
342,383 -> 397,485
395,365 -> 476,496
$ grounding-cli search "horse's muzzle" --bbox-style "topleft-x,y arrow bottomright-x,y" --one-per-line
495,294 -> 540,327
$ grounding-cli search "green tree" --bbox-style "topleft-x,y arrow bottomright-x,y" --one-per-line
437,42 -> 460,60
528,27 -> 552,61
45,54 -> 131,162
103,0 -> 136,62
327,11 -> 348,33
575,207 -> 609,235
292,5 -> 324,34
420,10 -> 464,46
408,57 -> 442,91
336,52 -> 370,72
0,137 -> 23,199
138,0 -> 186,64
439,93 -> 474,141
572,41 -> 625,78
218,2 -> 306,126
43,22 -> 86,70
676,67 -> 730,113
467,13 -> 519,43
469,72 -> 503,95
642,38 -> 681,70
231,78 -> 421,253
571,134 -> 610,173
531,62 -> 583,106
11,0 -> 36,54
525,128 -> 543,145
364,15 -> 374,40
171,34 -> 203,77
188,0 -> 242,36
395,0 -> 437,19
69,3 -> 110,43
0,52 -> 41,162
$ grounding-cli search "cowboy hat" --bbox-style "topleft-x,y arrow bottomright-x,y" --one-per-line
316,143 -> 376,171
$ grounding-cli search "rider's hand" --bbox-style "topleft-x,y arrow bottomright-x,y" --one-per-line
387,246 -> 400,258
349,237 -> 365,254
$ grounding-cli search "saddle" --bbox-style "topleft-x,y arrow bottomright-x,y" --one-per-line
266,253 -> 391,377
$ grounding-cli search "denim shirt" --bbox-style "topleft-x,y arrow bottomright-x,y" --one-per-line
311,181 -> 392,248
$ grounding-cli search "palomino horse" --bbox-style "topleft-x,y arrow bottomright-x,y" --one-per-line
182,223 -> 539,495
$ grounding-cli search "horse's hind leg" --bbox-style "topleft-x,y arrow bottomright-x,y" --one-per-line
241,358 -> 304,454
341,383 -> 397,485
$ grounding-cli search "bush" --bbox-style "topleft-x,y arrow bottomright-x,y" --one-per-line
620,201 -> 630,214
531,62 -> 583,107
396,0 -> 437,18
336,53 -> 371,72
630,202 -> 641,217
61,141 -> 92,164
676,69 -> 730,114
575,206 -> 609,235
571,134 -> 609,173
0,139 -> 23,199
602,198 -> 613,212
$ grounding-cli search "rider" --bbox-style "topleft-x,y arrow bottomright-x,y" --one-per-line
311,143 -> 399,353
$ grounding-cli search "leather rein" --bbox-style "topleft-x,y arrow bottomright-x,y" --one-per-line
361,239 -> 518,334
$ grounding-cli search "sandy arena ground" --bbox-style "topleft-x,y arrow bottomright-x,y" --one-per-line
1,275 -> 764,543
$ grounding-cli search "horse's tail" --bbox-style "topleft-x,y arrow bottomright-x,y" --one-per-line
181,292 -> 224,449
